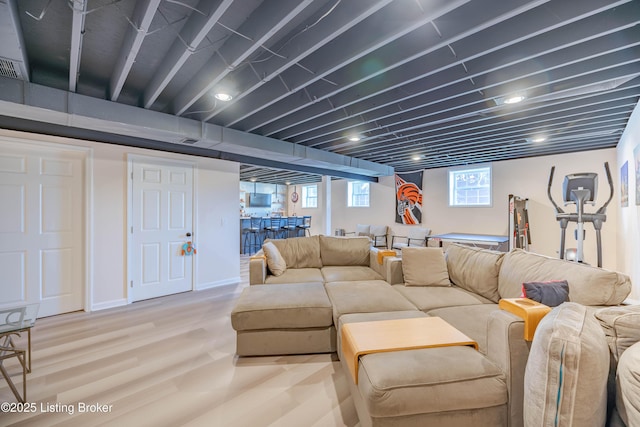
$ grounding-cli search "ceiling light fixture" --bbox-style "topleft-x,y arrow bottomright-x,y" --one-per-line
531,136 -> 547,143
214,93 -> 233,101
412,155 -> 422,161
503,95 -> 526,104
348,135 -> 361,142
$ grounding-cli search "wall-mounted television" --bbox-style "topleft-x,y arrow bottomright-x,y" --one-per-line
247,193 -> 272,207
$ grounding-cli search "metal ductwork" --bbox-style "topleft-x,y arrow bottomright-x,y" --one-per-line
0,76 -> 394,180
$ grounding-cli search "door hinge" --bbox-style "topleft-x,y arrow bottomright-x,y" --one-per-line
131,171 -> 133,180
131,226 -> 133,233
130,280 -> 133,288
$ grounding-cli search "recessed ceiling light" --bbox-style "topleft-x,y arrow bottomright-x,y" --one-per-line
214,93 -> 233,101
348,135 -> 361,142
412,155 -> 422,161
503,95 -> 526,104
531,136 -> 547,143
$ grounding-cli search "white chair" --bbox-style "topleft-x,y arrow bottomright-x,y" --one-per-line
391,227 -> 431,251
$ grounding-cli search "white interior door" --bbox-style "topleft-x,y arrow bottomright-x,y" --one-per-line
0,142 -> 85,317
129,157 -> 194,302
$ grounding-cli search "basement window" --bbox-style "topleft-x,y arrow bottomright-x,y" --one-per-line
302,184 -> 318,208
448,165 -> 492,207
348,181 -> 370,207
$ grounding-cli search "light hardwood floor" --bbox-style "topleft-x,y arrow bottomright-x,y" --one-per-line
0,257 -> 360,427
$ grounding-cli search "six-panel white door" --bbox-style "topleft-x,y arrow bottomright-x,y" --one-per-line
0,142 -> 85,317
129,157 -> 194,302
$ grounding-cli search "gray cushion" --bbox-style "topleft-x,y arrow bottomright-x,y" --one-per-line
262,241 -> 286,276
524,302 -> 609,427
357,346 -> 507,418
522,280 -> 569,307
231,282 -> 332,331
401,247 -> 451,287
595,305 -> 640,362
325,280 -> 417,325
428,304 -> 500,354
617,341 -> 640,426
499,249 -> 631,306
445,244 -> 504,303
321,266 -> 383,282
319,235 -> 371,266
263,268 -> 324,284
393,284 -> 492,312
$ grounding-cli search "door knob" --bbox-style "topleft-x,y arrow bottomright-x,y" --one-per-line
186,232 -> 192,237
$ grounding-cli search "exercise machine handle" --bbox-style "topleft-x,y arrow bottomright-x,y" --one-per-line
547,166 -> 564,214
596,162 -> 614,215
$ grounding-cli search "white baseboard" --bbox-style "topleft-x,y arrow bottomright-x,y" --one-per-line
196,277 -> 241,291
91,298 -> 128,311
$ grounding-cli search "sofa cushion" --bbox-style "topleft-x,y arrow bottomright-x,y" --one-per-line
499,249 -> 631,306
231,282 -> 333,331
325,280 -> 417,325
523,302 -> 609,427
393,284 -> 492,312
402,247 -> 451,286
428,304 -> 500,354
268,235 -> 322,269
262,241 -> 287,276
319,235 -> 370,266
263,268 -> 324,284
521,280 -> 569,307
595,305 -> 640,362
445,243 -> 504,303
617,341 -> 640,427
357,346 -> 507,418
321,266 -> 383,282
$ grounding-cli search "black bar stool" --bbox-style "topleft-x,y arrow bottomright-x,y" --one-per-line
243,217 -> 263,254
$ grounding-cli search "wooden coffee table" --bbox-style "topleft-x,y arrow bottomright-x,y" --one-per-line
341,316 -> 478,383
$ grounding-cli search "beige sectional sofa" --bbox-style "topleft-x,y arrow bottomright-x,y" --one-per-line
232,236 -> 636,427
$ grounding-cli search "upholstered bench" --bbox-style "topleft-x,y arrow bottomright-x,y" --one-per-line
230,282 -> 336,356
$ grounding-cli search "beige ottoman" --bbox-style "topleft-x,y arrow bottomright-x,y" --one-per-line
231,282 -> 336,356
346,345 -> 508,427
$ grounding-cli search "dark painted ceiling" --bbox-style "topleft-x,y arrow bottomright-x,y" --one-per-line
1,0 -> 639,184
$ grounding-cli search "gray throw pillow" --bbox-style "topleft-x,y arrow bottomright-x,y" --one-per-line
522,280 -> 569,307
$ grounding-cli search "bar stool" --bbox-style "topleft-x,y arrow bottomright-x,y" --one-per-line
264,217 -> 283,240
298,215 -> 312,236
283,216 -> 298,238
294,216 -> 305,237
242,217 -> 263,254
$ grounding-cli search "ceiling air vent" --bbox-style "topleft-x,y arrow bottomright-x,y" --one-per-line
0,58 -> 22,80
178,137 -> 199,145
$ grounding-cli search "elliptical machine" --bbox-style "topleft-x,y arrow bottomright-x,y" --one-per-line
547,162 -> 613,267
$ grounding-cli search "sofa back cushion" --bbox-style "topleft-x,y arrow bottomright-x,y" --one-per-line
319,235 -> 370,266
524,302 -> 609,427
402,247 -> 451,286
445,244 -> 504,303
268,235 -> 322,269
498,249 -> 631,306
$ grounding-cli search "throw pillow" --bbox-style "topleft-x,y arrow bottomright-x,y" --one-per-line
521,280 -> 569,307
262,241 -> 287,276
402,247 -> 451,287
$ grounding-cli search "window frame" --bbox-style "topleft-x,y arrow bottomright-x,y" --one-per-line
347,181 -> 370,207
301,184 -> 318,208
448,164 -> 493,207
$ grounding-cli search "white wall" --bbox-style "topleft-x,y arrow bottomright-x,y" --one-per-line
328,149 -> 619,270
616,100 -> 640,301
0,129 -> 240,311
